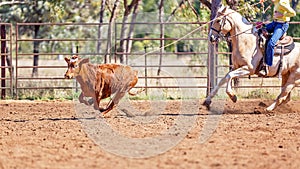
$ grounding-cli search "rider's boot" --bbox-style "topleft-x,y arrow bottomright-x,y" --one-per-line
258,65 -> 268,77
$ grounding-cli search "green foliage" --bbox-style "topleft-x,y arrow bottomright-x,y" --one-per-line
1,0 -> 63,23
17,79 -> 75,100
233,0 -> 269,22
141,0 -> 158,13
288,13 -> 300,40
58,0 -> 101,22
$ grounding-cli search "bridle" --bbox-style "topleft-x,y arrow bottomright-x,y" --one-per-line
210,11 -> 254,42
210,13 -> 235,42
210,14 -> 231,35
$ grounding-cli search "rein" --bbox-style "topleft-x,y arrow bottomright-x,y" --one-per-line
214,12 -> 254,43
211,2 -> 267,42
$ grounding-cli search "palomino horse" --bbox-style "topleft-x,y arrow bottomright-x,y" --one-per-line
203,6 -> 300,112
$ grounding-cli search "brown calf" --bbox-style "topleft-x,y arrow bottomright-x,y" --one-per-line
64,55 -> 139,114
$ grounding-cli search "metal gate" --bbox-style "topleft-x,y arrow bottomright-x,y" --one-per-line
0,23 -> 13,99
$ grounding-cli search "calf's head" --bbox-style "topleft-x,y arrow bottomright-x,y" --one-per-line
64,55 -> 89,79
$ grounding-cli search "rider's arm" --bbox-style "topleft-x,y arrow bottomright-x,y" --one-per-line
278,0 -> 296,18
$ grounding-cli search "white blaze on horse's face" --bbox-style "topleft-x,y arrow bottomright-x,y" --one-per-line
209,16 -> 222,43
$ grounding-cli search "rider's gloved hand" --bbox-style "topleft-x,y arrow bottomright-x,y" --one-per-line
255,22 -> 264,29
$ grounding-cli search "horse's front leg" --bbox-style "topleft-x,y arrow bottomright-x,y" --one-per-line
226,67 -> 250,102
203,66 -> 250,109
203,76 -> 228,108
225,66 -> 250,102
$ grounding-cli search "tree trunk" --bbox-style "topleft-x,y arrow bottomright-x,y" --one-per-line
105,0 -> 120,63
119,0 -> 140,63
126,0 -> 141,60
207,0 -> 221,96
118,13 -> 129,63
157,0 -> 164,76
225,0 -> 238,10
291,0 -> 299,10
32,25 -> 40,77
97,0 -> 106,58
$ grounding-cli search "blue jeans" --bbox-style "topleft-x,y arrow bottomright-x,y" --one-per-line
265,21 -> 289,66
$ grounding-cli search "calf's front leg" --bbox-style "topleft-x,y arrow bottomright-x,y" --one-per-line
79,92 -> 90,105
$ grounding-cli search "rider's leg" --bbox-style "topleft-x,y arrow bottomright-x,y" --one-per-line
265,22 -> 289,66
259,22 -> 289,76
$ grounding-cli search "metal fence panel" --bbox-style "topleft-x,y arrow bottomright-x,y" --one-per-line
0,21 -> 299,99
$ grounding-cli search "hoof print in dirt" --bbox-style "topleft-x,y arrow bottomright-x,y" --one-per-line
258,102 -> 267,107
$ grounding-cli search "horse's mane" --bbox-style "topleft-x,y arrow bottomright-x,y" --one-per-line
218,6 -> 253,29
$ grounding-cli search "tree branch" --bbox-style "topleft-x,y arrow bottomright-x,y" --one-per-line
166,0 -> 185,22
199,0 -> 211,10
187,0 -> 200,21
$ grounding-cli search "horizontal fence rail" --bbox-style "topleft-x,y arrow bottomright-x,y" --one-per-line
0,21 -> 299,100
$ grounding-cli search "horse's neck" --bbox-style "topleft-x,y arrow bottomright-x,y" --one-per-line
230,24 -> 257,55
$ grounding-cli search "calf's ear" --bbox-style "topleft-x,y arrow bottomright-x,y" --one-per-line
64,57 -> 70,63
78,58 -> 90,67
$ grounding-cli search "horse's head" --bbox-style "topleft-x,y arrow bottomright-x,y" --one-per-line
209,6 -> 234,43
64,55 -> 89,79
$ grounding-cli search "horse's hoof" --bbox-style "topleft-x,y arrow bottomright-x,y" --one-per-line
266,107 -> 274,112
231,95 -> 237,103
202,100 -> 211,110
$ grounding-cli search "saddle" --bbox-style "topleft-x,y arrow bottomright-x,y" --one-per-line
258,28 -> 295,56
257,28 -> 295,77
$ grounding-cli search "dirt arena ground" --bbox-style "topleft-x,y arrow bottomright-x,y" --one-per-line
0,99 -> 299,169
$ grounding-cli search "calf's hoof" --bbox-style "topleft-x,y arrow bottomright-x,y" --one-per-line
88,99 -> 94,105
202,99 -> 211,110
230,95 -> 237,103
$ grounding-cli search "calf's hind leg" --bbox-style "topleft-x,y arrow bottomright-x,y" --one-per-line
100,87 -> 128,114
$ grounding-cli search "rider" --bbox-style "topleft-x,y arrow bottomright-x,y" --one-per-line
258,0 -> 296,76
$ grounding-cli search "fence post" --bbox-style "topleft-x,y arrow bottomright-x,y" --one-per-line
1,24 -> 6,99
206,0 -> 221,97
144,46 -> 148,95
207,42 -> 217,97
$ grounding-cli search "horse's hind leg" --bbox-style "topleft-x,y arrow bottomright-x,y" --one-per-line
280,73 -> 291,105
266,72 -> 296,111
